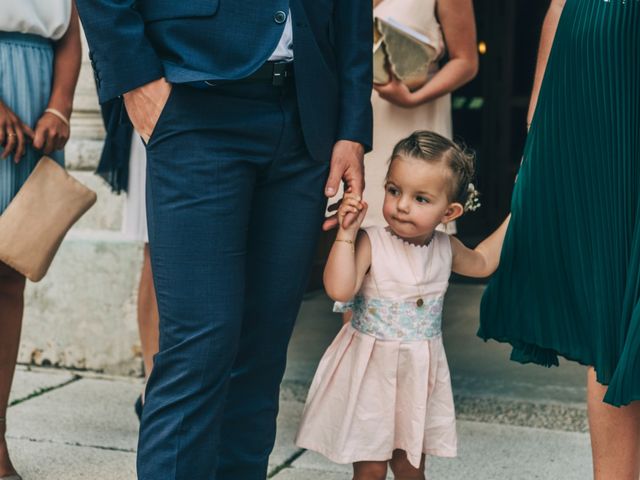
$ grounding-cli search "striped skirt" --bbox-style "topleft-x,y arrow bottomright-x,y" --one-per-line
0,31 -> 64,214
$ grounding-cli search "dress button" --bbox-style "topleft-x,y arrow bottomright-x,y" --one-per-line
274,10 -> 287,24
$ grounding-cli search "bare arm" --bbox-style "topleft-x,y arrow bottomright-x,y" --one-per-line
324,230 -> 372,302
32,3 -> 82,154
413,0 -> 479,104
526,0 -> 566,126
451,215 -> 511,278
48,2 -> 82,121
323,193 -> 372,302
374,0 -> 478,108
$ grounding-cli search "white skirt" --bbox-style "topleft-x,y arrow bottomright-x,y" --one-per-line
121,132 -> 148,243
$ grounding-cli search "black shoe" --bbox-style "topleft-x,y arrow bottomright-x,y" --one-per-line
134,395 -> 143,421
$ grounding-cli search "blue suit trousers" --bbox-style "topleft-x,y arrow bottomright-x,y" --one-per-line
137,82 -> 329,480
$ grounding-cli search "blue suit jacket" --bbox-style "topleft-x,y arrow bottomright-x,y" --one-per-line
76,0 -> 373,162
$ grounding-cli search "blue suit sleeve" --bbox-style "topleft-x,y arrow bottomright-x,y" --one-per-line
333,0 -> 373,152
76,0 -> 165,103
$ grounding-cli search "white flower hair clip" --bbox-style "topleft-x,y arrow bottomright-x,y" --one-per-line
464,183 -> 481,212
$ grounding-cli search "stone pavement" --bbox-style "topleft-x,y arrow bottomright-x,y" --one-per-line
6,285 -> 593,479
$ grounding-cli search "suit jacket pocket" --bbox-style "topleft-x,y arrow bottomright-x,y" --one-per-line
139,0 -> 220,22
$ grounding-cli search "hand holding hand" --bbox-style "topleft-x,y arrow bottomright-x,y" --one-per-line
123,77 -> 172,143
32,110 -> 70,155
337,192 -> 368,238
0,100 -> 34,163
374,76 -> 419,108
323,140 -> 365,231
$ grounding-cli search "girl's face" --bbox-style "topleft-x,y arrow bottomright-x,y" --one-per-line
382,155 -> 463,245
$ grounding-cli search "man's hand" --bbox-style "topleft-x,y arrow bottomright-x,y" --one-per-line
123,77 -> 172,143
322,140 -> 365,231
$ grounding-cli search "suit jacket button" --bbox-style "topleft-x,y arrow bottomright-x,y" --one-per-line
274,11 -> 287,24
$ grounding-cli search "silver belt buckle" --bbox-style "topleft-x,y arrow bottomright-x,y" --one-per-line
272,63 -> 289,86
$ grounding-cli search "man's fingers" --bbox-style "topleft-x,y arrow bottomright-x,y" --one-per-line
322,214 -> 339,231
324,164 -> 343,198
347,174 -> 364,199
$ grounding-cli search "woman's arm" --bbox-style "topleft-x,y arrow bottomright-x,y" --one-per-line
374,0 -> 478,108
526,0 -> 566,127
451,215 -> 510,278
33,2 -> 82,153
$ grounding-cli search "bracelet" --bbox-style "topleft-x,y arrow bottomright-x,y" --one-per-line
44,108 -> 70,128
335,238 -> 355,252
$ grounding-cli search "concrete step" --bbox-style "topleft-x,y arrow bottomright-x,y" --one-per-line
70,171 -> 124,232
21,230 -> 143,376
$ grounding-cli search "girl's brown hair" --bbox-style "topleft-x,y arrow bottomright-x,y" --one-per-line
389,130 -> 477,208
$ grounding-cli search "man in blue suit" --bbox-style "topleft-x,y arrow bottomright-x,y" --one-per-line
75,1 -> 372,479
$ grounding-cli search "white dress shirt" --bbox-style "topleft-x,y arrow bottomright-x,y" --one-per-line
268,10 -> 294,62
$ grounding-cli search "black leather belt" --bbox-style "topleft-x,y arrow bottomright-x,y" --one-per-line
200,62 -> 294,88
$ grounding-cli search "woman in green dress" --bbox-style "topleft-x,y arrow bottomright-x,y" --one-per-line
479,0 -> 640,478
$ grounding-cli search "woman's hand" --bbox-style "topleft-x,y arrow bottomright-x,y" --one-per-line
337,192 -> 368,238
0,100 -> 35,163
374,76 -> 419,108
32,111 -> 70,155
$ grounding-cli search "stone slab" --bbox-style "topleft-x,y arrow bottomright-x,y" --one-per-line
443,284 -> 588,405
272,468 -> 353,480
70,172 -> 124,232
8,438 -> 136,480
292,420 -> 591,480
22,231 -> 143,375
9,367 -> 76,406
7,377 -> 141,451
271,401 -> 305,466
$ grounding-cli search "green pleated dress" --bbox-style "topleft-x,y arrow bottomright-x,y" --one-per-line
479,0 -> 640,406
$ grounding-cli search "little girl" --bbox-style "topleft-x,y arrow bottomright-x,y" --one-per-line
296,130 -> 509,479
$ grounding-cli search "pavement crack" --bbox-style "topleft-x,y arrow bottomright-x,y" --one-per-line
267,448 -> 307,478
8,435 -> 136,453
9,375 -> 82,407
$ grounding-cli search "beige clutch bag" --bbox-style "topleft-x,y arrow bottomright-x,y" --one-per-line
0,156 -> 97,282
373,0 -> 445,91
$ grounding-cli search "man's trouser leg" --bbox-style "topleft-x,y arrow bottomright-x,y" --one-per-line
216,84 -> 328,480
137,82 -> 328,480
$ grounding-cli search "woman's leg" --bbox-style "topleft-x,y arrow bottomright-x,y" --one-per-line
138,244 -> 159,389
353,460 -> 388,480
0,262 -> 26,475
588,367 -> 640,480
389,450 -> 426,480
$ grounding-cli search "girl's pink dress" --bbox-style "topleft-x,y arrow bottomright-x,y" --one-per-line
296,226 -> 457,468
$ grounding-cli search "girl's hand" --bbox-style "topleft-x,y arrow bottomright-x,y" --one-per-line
337,192 -> 367,238
374,76 -> 419,108
0,100 -> 35,163
33,110 -> 71,155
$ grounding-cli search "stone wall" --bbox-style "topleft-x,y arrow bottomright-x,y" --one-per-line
19,32 -> 144,376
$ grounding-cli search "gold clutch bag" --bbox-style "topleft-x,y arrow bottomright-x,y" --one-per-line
373,17 -> 441,91
0,156 -> 97,281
